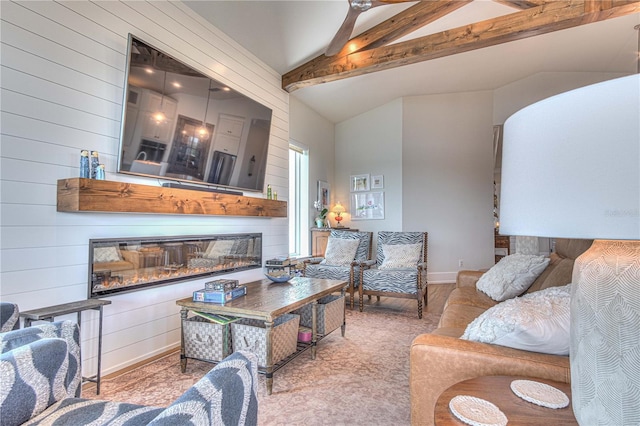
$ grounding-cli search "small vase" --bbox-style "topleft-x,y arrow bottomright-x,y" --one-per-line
315,219 -> 324,228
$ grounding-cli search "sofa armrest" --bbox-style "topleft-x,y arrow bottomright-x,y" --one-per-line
410,333 -> 570,426
1,338 -> 71,426
148,351 -> 259,426
456,270 -> 485,288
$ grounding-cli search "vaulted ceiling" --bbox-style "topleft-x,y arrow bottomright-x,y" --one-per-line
186,0 -> 640,123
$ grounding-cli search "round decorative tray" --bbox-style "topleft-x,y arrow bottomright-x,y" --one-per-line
449,395 -> 507,426
510,380 -> 570,409
264,273 -> 292,283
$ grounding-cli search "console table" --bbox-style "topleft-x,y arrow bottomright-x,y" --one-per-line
20,299 -> 111,394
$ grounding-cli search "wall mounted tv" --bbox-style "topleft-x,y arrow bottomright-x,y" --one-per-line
118,34 -> 273,193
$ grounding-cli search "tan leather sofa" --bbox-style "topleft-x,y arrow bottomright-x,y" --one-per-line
410,238 -> 593,425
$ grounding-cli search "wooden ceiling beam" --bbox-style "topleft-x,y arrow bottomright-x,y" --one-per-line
282,0 -> 640,92
493,0 -> 550,10
330,0 -> 472,58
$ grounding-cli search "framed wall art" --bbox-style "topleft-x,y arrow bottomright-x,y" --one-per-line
317,180 -> 330,210
350,174 -> 370,192
350,192 -> 385,220
371,175 -> 384,189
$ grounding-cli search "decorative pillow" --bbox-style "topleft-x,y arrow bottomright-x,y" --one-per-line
93,246 -> 122,263
321,238 -> 360,267
461,284 -> 571,355
379,243 -> 422,269
205,240 -> 236,259
476,254 -> 550,301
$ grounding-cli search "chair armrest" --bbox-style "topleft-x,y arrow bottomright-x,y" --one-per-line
1,338 -> 71,425
148,351 -> 259,426
456,270 -> 485,288
304,257 -> 324,264
417,262 -> 428,270
360,259 -> 377,268
409,333 -> 570,426
0,320 -> 81,397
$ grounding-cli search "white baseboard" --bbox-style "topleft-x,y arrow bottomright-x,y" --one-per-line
427,272 -> 457,284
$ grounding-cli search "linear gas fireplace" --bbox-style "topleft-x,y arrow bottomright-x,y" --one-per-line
89,233 -> 262,298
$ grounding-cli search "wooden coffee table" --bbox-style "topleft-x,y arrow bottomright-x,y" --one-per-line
176,277 -> 347,394
435,375 -> 577,425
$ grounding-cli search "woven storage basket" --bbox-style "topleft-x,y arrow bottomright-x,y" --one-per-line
231,313 -> 299,367
183,316 -> 232,363
293,295 -> 344,335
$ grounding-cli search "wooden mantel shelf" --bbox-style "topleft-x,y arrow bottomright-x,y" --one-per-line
57,178 -> 287,218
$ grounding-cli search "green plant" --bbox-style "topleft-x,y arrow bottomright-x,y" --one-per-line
318,208 -> 328,220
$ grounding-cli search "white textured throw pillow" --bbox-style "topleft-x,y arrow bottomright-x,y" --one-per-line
476,254 -> 550,301
379,243 -> 422,269
93,246 -> 122,263
461,284 -> 571,355
321,238 -> 360,267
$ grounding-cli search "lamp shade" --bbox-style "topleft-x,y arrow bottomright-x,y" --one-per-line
501,74 -> 640,425
500,74 -> 640,240
333,202 -> 346,214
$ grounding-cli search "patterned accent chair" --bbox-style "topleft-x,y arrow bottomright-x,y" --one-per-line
0,321 -> 259,426
0,302 -> 20,332
359,231 -> 428,318
303,230 -> 373,308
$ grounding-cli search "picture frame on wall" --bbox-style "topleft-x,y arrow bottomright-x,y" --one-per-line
371,175 -> 384,189
350,174 -> 370,192
350,192 -> 385,220
317,180 -> 330,210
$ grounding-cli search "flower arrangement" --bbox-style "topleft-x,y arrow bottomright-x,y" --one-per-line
313,200 -> 328,227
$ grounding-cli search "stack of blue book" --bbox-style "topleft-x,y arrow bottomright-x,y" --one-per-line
193,285 -> 246,304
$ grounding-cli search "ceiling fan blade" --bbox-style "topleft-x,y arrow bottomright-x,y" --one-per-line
325,6 -> 363,56
325,0 -> 416,57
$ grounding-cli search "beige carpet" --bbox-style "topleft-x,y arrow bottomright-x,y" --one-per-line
83,298 -> 440,425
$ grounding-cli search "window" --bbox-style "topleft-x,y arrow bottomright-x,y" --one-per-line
289,142 -> 309,257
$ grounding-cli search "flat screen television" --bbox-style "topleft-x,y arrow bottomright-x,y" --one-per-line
118,34 -> 273,193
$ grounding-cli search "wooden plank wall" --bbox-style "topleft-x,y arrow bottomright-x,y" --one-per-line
0,0 -> 289,377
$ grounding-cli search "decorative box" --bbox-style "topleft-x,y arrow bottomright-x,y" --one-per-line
293,295 -> 344,336
205,279 -> 239,291
231,313 -> 300,367
183,315 -> 234,363
193,286 -> 246,304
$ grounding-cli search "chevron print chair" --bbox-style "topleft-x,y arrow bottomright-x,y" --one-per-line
0,321 -> 259,426
359,231 -> 428,318
303,230 -> 373,308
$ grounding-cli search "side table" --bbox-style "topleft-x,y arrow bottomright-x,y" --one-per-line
435,375 -> 577,425
20,299 -> 111,394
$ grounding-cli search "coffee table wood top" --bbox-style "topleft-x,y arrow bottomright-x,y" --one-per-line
435,375 -> 577,425
176,277 -> 346,321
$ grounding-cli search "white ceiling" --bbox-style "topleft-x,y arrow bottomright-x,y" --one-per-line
185,1 -> 640,123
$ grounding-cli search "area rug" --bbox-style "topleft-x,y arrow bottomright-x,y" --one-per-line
83,299 -> 440,425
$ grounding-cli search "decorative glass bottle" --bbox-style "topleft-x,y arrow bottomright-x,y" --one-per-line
90,151 -> 100,179
80,150 -> 90,178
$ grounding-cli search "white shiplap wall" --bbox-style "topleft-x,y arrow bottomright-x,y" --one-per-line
0,0 -> 289,376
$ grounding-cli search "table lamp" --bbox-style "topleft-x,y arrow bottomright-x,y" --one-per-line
333,202 -> 346,227
500,74 -> 639,425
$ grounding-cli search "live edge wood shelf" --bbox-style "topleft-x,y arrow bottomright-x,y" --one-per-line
57,178 -> 287,218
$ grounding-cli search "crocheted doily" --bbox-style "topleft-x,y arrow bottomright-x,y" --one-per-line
510,380 -> 570,409
449,395 -> 508,426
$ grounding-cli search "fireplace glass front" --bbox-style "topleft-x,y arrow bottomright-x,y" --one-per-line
89,233 -> 261,298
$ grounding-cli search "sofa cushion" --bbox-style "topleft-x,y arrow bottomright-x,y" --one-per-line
461,284 -> 571,355
476,254 -> 550,301
445,287 -> 497,311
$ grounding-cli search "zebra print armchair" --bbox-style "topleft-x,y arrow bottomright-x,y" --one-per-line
303,230 -> 373,308
359,231 -> 428,318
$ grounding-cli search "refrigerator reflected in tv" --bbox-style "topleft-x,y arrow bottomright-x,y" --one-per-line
208,150 -> 237,186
